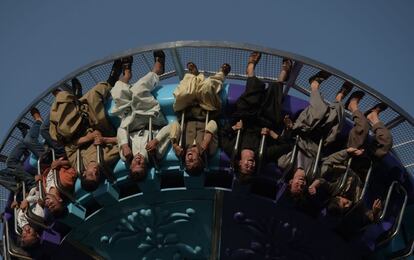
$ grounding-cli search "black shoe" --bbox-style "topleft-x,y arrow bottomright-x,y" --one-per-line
308,71 -> 331,84
16,122 -> 30,137
121,56 -> 134,71
71,78 -> 83,99
107,59 -> 123,86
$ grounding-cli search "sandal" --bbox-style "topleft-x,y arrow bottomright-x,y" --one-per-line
248,51 -> 261,65
153,50 -> 165,74
308,70 -> 331,84
364,102 -> 388,117
221,63 -> 231,76
344,90 -> 365,110
187,62 -> 199,75
109,59 -> 122,76
121,56 -> 133,71
71,77 -> 83,98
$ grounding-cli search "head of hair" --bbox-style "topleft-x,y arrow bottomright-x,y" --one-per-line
128,165 -> 147,182
19,225 -> 41,249
327,197 -> 345,217
80,173 -> 100,192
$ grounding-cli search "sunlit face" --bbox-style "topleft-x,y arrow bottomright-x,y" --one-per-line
239,149 -> 255,176
336,196 -> 352,209
185,146 -> 201,171
21,224 -> 38,246
289,169 -> 307,195
45,193 -> 63,214
130,153 -> 146,179
83,162 -> 99,182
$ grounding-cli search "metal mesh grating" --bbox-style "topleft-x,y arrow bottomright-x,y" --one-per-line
0,41 -> 412,183
391,121 -> 414,147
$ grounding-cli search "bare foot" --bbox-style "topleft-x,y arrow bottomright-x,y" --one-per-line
30,108 -> 42,121
365,103 -> 387,125
310,81 -> 320,92
347,98 -> 359,112
344,91 -> 365,110
366,110 -> 380,125
278,58 -> 292,82
153,50 -> 165,75
336,82 -> 353,102
120,56 -> 133,83
246,52 -> 261,77
187,62 -> 199,76
308,71 -> 331,91
220,63 -> 231,76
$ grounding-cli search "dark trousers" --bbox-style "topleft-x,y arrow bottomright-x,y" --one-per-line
1,121 -> 45,191
235,76 -> 283,129
40,115 -> 65,156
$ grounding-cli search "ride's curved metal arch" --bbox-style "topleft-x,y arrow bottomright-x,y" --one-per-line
1,40 -> 413,178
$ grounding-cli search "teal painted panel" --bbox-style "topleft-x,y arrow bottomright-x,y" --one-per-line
68,190 -> 216,260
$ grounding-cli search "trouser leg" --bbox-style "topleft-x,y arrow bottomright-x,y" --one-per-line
234,76 -> 266,120
258,81 -> 284,128
6,143 -> 27,169
83,82 -> 115,135
173,73 -> 200,112
371,122 -> 393,158
307,89 -> 329,121
197,72 -> 224,112
347,110 -> 369,149
23,120 -> 45,158
40,116 -> 65,156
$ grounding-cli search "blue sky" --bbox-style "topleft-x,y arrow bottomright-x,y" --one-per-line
0,0 -> 413,141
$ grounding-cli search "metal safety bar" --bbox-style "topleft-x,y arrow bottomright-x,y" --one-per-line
13,182 -> 22,236
96,145 -> 102,165
148,116 -> 159,172
2,233 -> 9,260
4,217 -> 33,259
230,120 -> 242,172
51,148 -> 76,203
380,181 -> 401,222
23,174 -> 49,229
377,182 -> 408,248
76,149 -> 82,176
204,111 -> 210,171
335,158 -> 353,196
179,111 -> 185,171
36,159 -> 44,200
389,238 -> 414,259
277,135 -> 300,185
256,133 -> 267,174
310,138 -> 323,180
359,160 -> 373,202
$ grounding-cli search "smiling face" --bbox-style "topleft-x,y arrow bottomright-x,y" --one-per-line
83,162 -> 100,182
336,196 -> 353,210
185,146 -> 203,174
185,146 -> 201,171
45,193 -> 63,216
238,149 -> 256,176
129,153 -> 147,181
289,168 -> 307,195
21,224 -> 39,248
